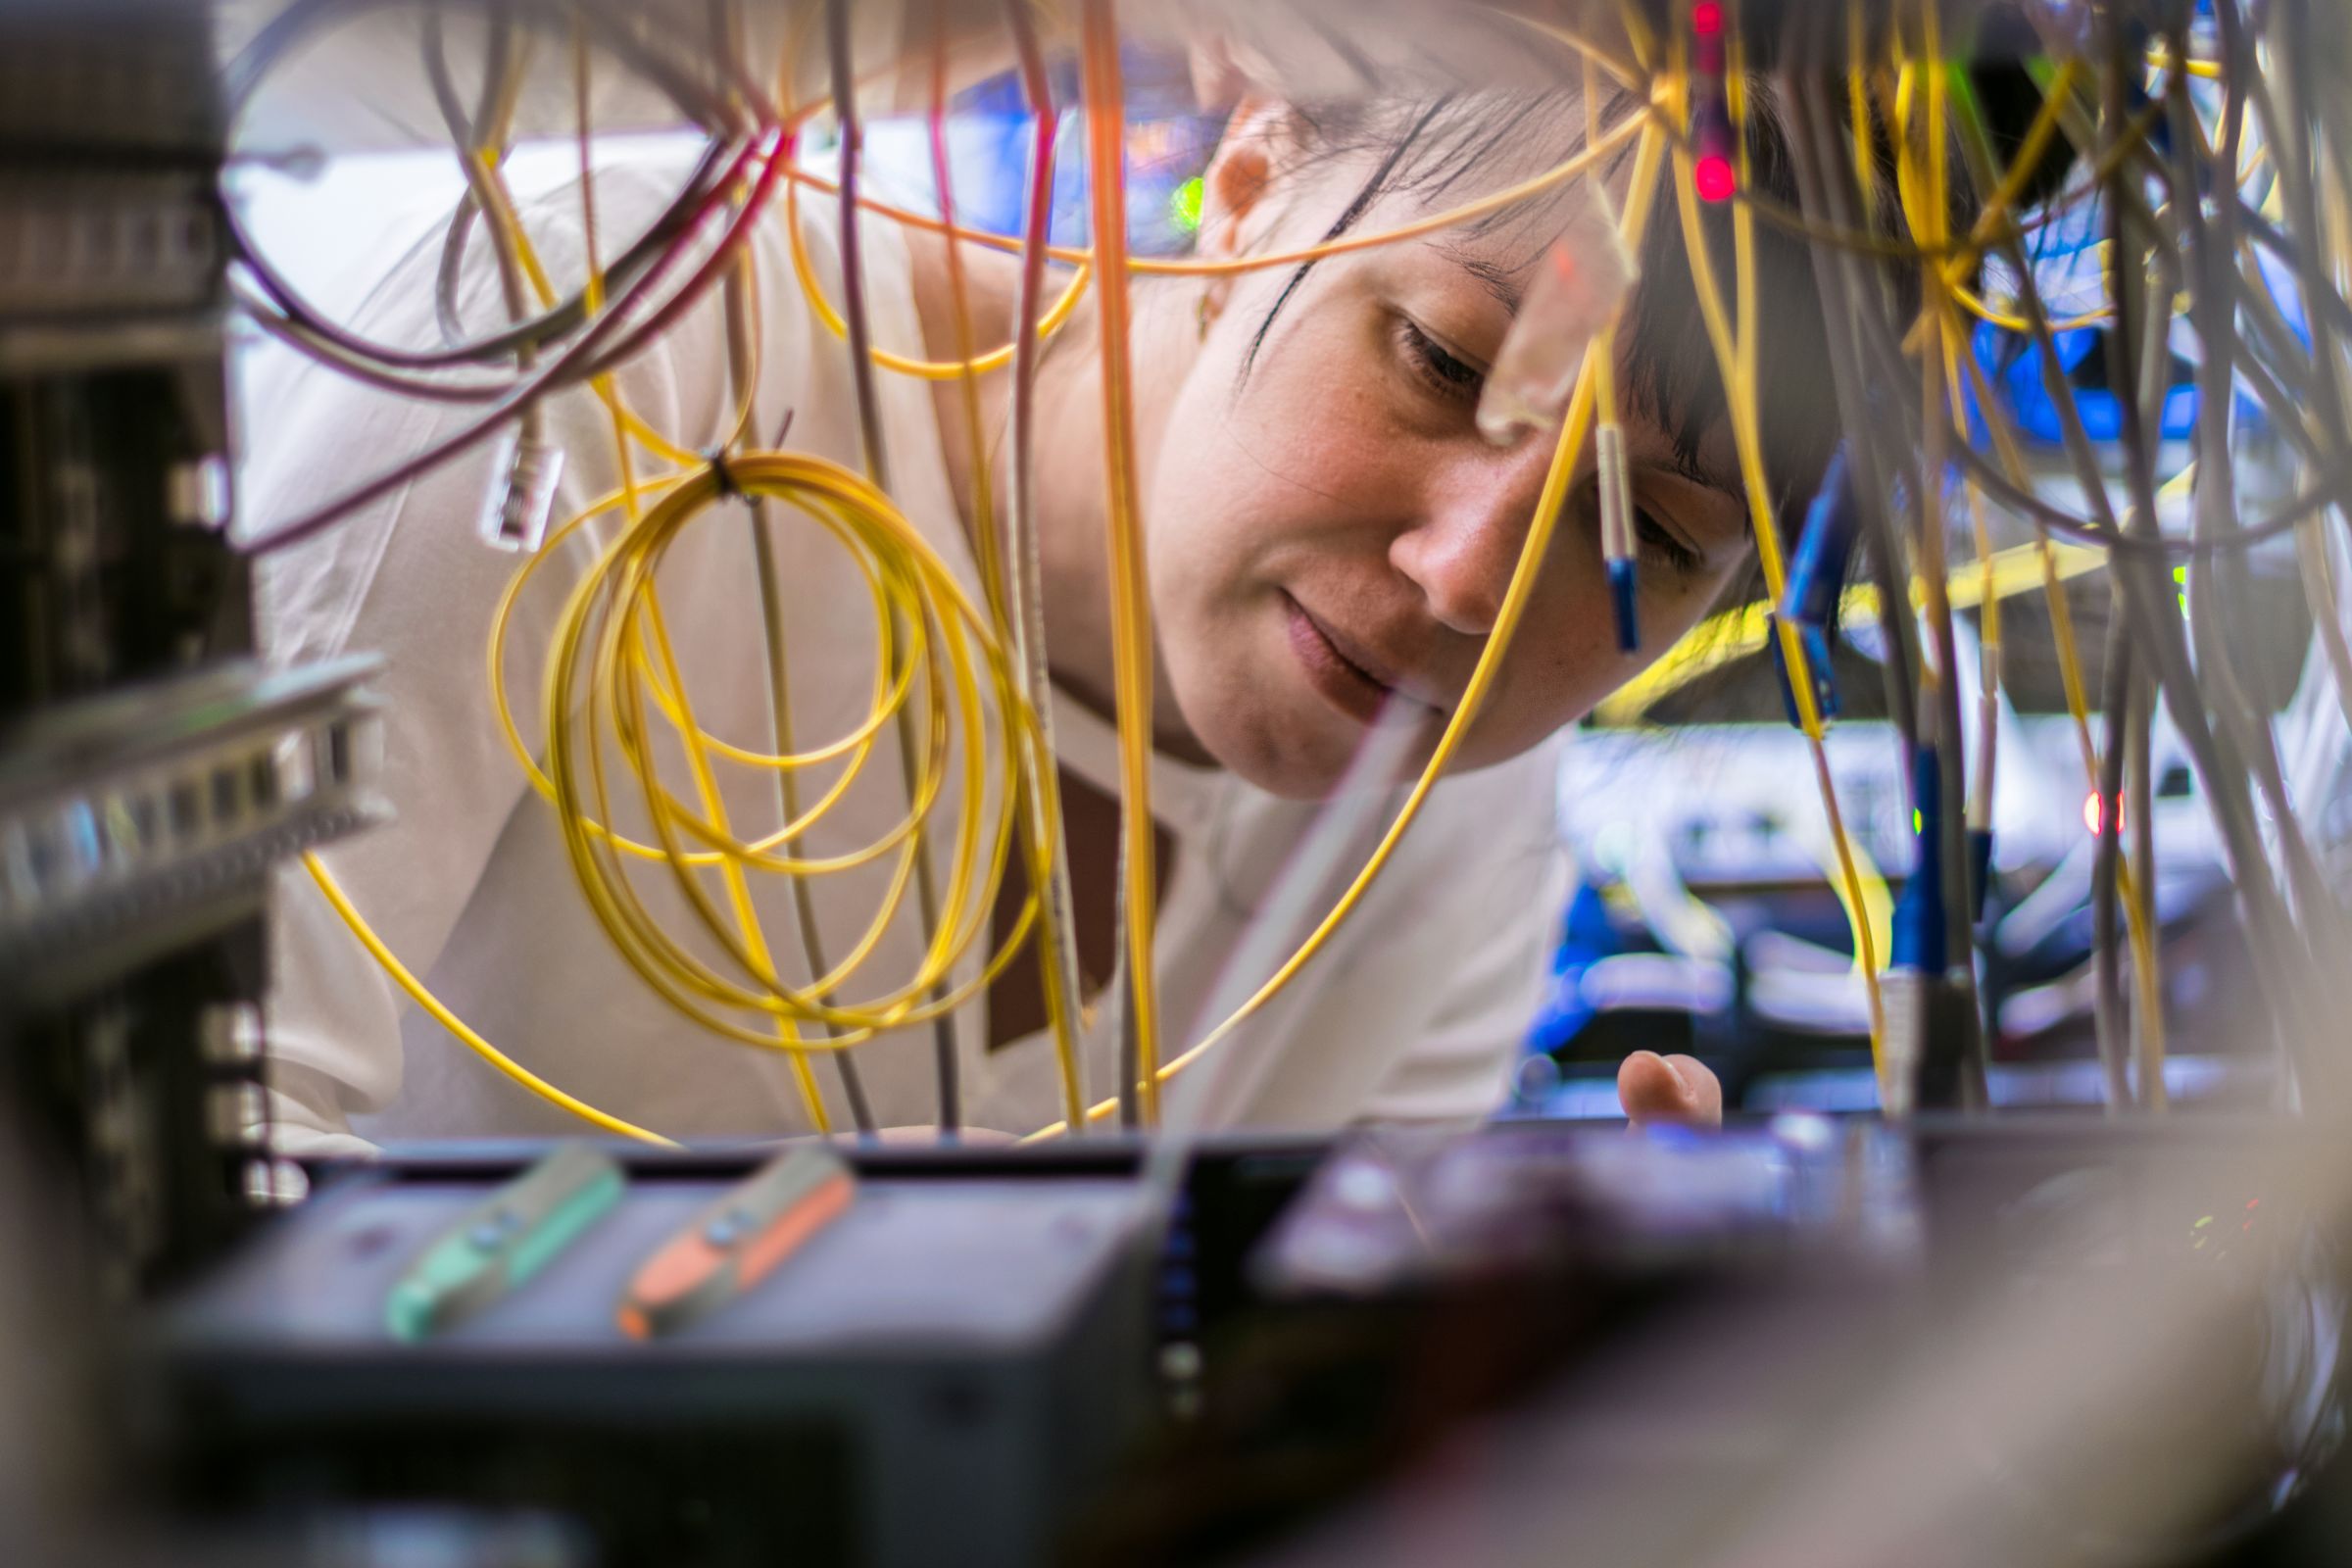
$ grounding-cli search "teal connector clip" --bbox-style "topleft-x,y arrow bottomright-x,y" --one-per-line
386,1142 -> 628,1342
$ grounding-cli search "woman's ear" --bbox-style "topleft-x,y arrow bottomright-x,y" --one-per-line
1191,96 -> 1296,328
1199,98 -> 1288,258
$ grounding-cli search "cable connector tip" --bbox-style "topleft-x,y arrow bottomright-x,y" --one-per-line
1608,558 -> 1641,653
477,431 -> 564,555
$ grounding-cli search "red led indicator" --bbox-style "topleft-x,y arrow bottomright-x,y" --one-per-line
1693,1 -> 1726,37
2082,791 -> 2127,835
1694,154 -> 1737,202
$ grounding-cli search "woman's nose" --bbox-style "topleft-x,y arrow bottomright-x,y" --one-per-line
1387,458 -> 1548,638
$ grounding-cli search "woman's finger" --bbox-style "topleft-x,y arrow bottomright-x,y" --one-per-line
1616,1050 -> 1724,1127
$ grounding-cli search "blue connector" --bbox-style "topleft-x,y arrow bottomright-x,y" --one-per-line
1891,742 -> 1945,971
1781,446 -> 1858,630
1768,615 -> 1840,731
1608,558 -> 1640,653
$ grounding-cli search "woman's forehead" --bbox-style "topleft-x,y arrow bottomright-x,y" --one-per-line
1319,135 -> 1639,296
1347,188 -> 1632,326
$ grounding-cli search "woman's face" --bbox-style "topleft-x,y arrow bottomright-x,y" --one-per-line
1136,112 -> 1755,799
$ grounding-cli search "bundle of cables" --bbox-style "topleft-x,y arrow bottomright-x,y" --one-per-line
236,0 -> 1873,1146
258,0 -> 1094,1144
245,0 -> 2352,1146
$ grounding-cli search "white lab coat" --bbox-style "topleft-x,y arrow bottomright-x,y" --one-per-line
242,161 -> 1568,1155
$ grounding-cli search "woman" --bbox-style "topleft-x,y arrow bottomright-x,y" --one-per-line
248,65 -> 1844,1154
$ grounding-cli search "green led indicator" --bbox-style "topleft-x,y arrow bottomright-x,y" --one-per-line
1169,175 -> 1204,234
2174,564 -> 2189,618
1912,808 -> 1924,835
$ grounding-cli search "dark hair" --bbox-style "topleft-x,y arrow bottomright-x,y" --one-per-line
1230,77 -> 1948,610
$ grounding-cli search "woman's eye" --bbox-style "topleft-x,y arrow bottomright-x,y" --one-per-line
1397,318 -> 1483,403
1635,506 -> 1701,574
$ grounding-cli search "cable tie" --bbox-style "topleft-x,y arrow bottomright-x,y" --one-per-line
705,446 -> 744,501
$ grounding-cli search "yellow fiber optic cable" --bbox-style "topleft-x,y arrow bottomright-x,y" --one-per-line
1926,11 -> 2168,1045
1592,539 -> 2112,724
727,16 -> 875,1134
305,853 -> 678,1148
317,82 -> 822,1138
1919,2 -> 2162,1099
576,69 -> 834,1130
1079,0 -> 1164,1123
1961,328 -> 2168,1083
330,121 -> 1069,1137
478,155 -> 760,473
486,74 -> 832,1128
770,0 -> 1096,385
537,455 -> 1045,1051
783,168 -> 1095,381
1849,0 -> 1878,234
1910,0 -> 1988,1033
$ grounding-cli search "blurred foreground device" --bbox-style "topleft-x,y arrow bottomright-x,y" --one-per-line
384,1142 -> 629,1342
1205,1118 -> 2352,1568
153,1150 -> 1156,1568
616,1144 -> 856,1340
0,0 -> 384,1297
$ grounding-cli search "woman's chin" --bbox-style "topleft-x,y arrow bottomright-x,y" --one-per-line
1181,696 -> 1361,802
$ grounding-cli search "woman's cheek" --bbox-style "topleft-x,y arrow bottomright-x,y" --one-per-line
1475,556 -> 1743,761
1459,549 -> 1696,766
1142,376 -> 1289,739
1153,360 -> 1396,618
1264,345 -> 1422,510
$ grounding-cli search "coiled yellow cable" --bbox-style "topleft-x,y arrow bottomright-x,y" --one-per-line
523,452 -> 1047,1049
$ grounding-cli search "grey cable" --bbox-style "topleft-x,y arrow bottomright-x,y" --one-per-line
824,0 -> 959,1136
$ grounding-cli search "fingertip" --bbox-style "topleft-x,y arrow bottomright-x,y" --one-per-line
1617,1049 -> 1693,1120
1660,1053 -> 1725,1125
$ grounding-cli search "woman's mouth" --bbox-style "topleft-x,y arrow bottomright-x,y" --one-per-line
1280,591 -> 1401,727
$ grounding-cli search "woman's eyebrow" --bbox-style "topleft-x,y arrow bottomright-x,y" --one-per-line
1435,244 -> 1752,514
1642,444 -> 1745,514
1436,243 -> 1526,316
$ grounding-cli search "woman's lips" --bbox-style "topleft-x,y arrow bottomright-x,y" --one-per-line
1281,591 -> 1400,727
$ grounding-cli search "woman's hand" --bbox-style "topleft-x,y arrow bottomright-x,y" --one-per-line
1615,1050 -> 1723,1127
